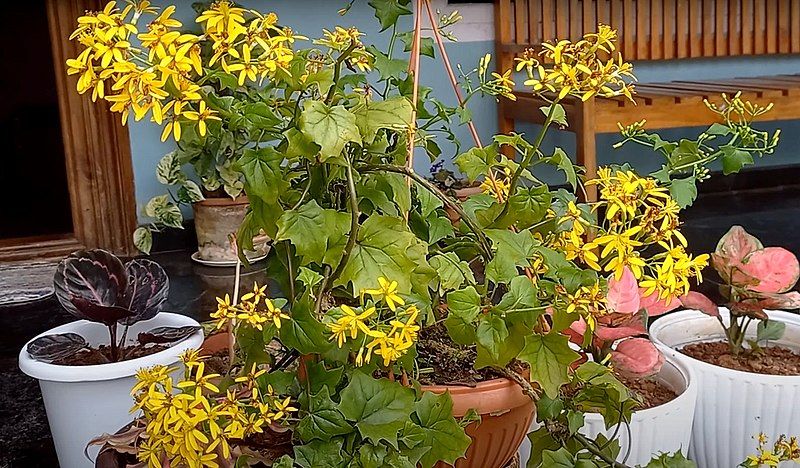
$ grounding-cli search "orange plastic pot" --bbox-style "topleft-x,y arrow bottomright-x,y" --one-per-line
422,378 -> 535,468
200,335 -> 534,468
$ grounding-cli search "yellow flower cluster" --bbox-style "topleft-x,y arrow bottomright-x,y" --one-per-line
314,26 -> 372,72
550,168 -> 708,304
67,1 -> 296,141
326,277 -> 419,367
743,433 -> 800,467
132,350 -> 297,468
514,24 -> 635,102
210,282 -> 290,331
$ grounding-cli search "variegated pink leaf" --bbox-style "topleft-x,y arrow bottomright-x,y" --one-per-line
595,313 -> 647,341
607,267 -> 640,315
712,226 -> 763,278
611,337 -> 665,379
679,291 -> 720,317
739,247 -> 800,293
758,291 -> 800,310
639,289 -> 681,317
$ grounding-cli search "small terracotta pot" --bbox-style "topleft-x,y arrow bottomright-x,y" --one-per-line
422,378 -> 535,468
192,197 -> 250,262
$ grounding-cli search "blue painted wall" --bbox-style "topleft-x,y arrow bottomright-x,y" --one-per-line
128,1 -> 800,222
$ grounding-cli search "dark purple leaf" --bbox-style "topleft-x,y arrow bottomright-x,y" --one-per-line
137,325 -> 201,345
54,250 -> 126,322
27,333 -> 88,362
70,297 -> 136,326
120,259 -> 169,325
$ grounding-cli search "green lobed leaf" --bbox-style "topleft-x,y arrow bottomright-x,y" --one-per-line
368,0 -> 411,31
412,392 -> 471,468
720,145 -> 754,175
279,298 -> 333,354
294,439 -> 349,468
300,101 -> 361,161
338,371 -> 416,447
454,146 -> 498,182
296,387 -> 354,442
336,214 -> 431,296
518,333 -> 580,398
354,97 -> 413,143
668,177 -> 698,208
429,252 -> 475,293
238,147 -> 287,205
276,200 -> 350,266
444,286 -> 481,345
541,104 -> 568,127
476,314 -> 510,362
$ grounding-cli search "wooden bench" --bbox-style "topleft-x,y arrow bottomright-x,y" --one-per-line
494,0 -> 800,200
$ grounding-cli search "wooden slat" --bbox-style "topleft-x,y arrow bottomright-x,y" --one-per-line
637,0 -> 651,59
793,0 -> 800,52
742,0 -> 754,54
715,0 -> 727,55
767,0 -> 778,53
597,0 -> 611,27
698,78 -> 793,93
569,0 -> 582,39
514,0 -> 528,44
779,0 -> 791,53
528,0 -> 540,45
663,0 -> 676,58
623,0 -> 635,59
677,0 -> 689,57
691,0 -> 704,56
556,0 -> 569,39
755,0 -> 766,52
729,0 -> 741,55
583,0 -> 595,34
650,0 -> 663,59
541,0 -> 554,41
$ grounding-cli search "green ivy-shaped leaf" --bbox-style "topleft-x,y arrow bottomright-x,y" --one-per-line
368,0 -> 411,31
518,332 -> 580,398
276,200 -> 350,266
412,392 -> 471,468
300,101 -> 361,161
338,372 -> 416,448
444,286 -> 481,345
296,387 -> 354,442
238,146 -> 287,205
354,97 -> 413,143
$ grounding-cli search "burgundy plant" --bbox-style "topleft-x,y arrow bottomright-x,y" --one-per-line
27,249 -> 199,363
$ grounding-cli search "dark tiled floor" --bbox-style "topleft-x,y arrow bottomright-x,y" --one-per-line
0,185 -> 798,467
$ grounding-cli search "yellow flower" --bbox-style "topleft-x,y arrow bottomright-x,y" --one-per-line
363,277 -> 405,311
263,298 -> 290,329
183,101 -> 221,137
595,226 -> 643,262
227,43 -> 259,85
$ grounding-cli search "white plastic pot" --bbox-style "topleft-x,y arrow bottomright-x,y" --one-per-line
518,351 -> 697,466
650,309 -> 800,468
19,313 -> 204,468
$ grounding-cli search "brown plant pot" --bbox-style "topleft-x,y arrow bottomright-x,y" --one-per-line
422,378 -> 535,468
199,334 -> 533,468
192,197 -> 250,262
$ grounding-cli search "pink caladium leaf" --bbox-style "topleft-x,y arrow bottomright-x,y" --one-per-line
607,267 -> 640,315
611,337 -> 665,379
739,247 -> 800,293
758,291 -> 800,310
679,291 -> 720,317
639,289 -> 681,317
712,226 -> 763,279
595,313 -> 647,342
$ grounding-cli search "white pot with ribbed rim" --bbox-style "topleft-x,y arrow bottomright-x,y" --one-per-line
518,350 -> 697,466
651,308 -> 800,468
18,313 -> 204,468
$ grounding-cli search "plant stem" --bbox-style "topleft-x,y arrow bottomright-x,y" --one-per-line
329,157 -> 361,285
286,241 -> 296,303
358,163 -> 493,261
315,265 -> 332,316
573,433 -> 632,468
495,102 -> 559,222
325,41 -> 359,104
108,325 -> 118,362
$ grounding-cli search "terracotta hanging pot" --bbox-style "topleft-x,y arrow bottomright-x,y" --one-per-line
192,196 -> 250,262
445,186 -> 483,224
422,377 -> 535,468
